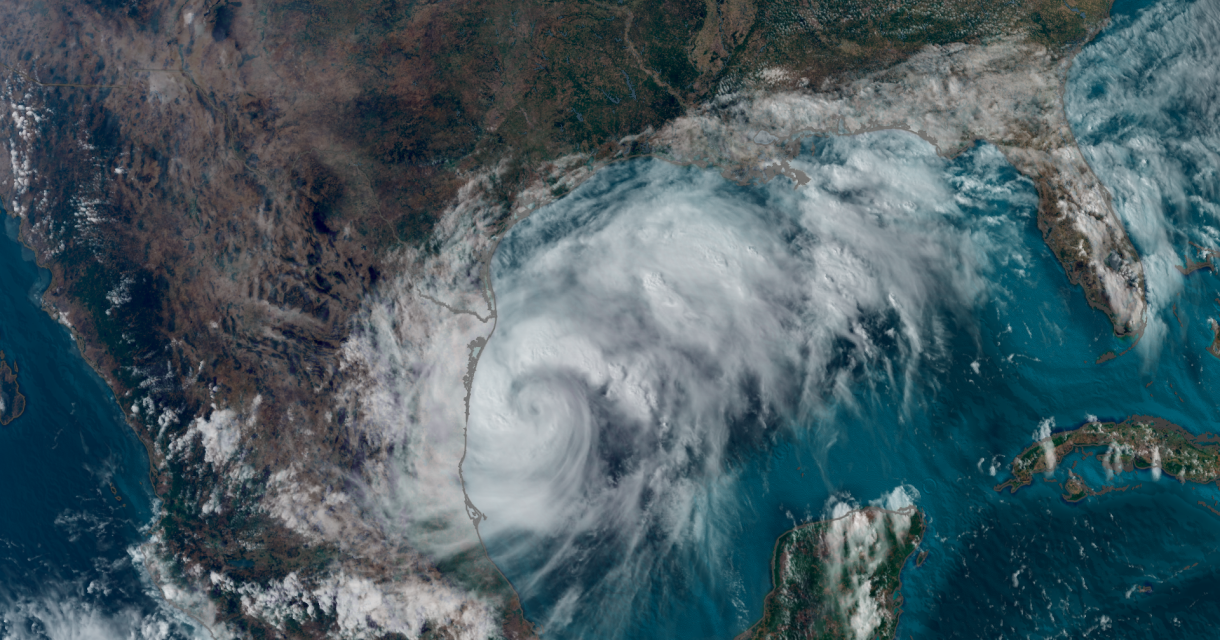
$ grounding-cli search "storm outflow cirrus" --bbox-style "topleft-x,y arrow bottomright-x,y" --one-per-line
466,133 -> 1030,637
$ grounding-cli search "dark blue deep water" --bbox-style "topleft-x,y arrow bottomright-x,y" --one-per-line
0,0 -> 1215,638
0,219 -> 192,638
474,0 -> 1220,638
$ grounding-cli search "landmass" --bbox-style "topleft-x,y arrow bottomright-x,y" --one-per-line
0,0 -> 1130,635
1208,318 -> 1220,360
1176,255 -> 1213,276
738,506 -> 924,640
1175,243 -> 1217,276
0,350 -> 25,425
637,16 -> 1146,337
996,416 -> 1220,501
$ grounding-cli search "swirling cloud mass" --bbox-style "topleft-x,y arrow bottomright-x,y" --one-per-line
467,132 -> 1034,636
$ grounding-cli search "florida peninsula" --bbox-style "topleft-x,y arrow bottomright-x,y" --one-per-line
0,0 -> 1138,633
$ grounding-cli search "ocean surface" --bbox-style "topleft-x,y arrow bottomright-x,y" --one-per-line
0,0 -> 1214,638
469,0 -> 1220,637
0,218 -> 191,638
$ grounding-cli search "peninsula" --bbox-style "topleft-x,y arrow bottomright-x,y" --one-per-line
739,506 -> 924,640
0,0 -> 1127,632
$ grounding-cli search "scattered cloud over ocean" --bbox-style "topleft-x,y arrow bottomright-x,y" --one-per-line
466,132 -> 1027,636
0,582 -> 199,640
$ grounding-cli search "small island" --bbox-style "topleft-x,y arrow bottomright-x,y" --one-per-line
996,416 -> 1220,501
1175,244 -> 1217,276
0,350 -> 27,425
738,506 -> 924,640
1175,254 -> 1213,276
1208,318 -> 1220,360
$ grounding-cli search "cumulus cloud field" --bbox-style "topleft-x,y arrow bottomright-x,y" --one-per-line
0,559 -> 205,640
465,132 -> 1035,636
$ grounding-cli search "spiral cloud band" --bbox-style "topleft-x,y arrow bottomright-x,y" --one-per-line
466,131 -> 1035,636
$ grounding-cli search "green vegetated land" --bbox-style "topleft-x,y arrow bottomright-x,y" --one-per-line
721,0 -> 1109,89
997,416 -> 1220,501
740,507 -> 925,640
0,0 -> 1112,634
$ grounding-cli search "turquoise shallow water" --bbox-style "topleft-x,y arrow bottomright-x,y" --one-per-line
471,0 -> 1220,637
0,0 -> 1214,638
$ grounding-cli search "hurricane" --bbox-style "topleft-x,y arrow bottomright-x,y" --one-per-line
466,133 -> 1039,637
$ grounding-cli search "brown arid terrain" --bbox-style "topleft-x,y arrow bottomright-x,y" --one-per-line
0,349 -> 25,425
0,0 -> 1139,636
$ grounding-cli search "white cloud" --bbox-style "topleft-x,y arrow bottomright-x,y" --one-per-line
648,34 -> 1146,335
168,396 -> 262,469
870,485 -> 919,512
818,490 -> 919,640
1067,0 -> 1220,360
465,136 -> 1014,635
0,585 -> 197,640
174,407 -> 239,467
1034,417 -> 1057,473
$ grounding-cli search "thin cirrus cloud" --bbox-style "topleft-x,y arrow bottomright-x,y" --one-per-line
465,131 -> 1033,636
1067,0 -> 1220,358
